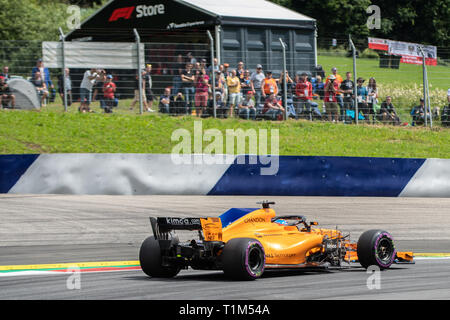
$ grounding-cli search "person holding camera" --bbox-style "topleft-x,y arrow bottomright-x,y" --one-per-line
79,68 -> 101,113
324,75 -> 339,122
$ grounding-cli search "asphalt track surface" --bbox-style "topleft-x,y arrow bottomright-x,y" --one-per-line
1,195 -> 450,300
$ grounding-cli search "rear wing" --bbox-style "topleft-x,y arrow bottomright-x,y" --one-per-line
150,217 -> 223,242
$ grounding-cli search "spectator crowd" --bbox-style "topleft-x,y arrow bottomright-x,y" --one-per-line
0,55 -> 449,128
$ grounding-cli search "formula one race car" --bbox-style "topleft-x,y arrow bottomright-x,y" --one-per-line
139,201 -> 413,280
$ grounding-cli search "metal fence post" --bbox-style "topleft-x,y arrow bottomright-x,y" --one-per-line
418,46 -> 432,128
349,35 -> 358,125
279,38 -> 288,121
133,29 -> 143,115
59,28 -> 68,112
207,30 -> 216,118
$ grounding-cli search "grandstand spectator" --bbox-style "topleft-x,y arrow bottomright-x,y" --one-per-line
1,66 -> 10,82
311,75 -> 325,100
227,69 -> 241,117
213,69 -> 225,96
32,59 -> 55,102
159,87 -> 172,114
279,70 -> 294,102
378,96 -> 400,125
187,52 -> 197,65
262,71 -> 278,100
207,91 -> 227,118
79,68 -> 100,113
194,68 -> 210,117
326,67 -> 344,119
250,64 -> 265,108
130,71 -> 149,111
295,72 -> 313,119
92,69 -> 106,102
181,63 -> 196,113
367,77 -> 379,124
441,90 -> 450,126
0,76 -> 15,109
238,91 -> 257,120
207,58 -> 219,76
144,64 -> 155,112
324,74 -> 339,122
340,72 -> 354,113
240,70 -> 252,96
101,75 -> 117,113
236,61 -> 245,80
31,71 -> 48,107
356,77 -> 369,122
262,93 -> 284,120
410,98 -> 429,126
172,54 -> 184,95
222,63 -> 230,108
32,59 -> 53,91
171,91 -> 188,115
57,68 -> 72,107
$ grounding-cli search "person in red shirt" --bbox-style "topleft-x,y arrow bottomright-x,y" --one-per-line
194,68 -> 210,117
324,75 -> 339,122
295,72 -> 313,119
102,75 -> 117,113
263,93 -> 284,120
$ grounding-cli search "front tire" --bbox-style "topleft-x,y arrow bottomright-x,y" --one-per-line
139,236 -> 180,278
221,238 -> 265,280
357,230 -> 396,270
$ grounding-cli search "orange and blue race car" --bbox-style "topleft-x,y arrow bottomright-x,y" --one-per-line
139,201 -> 413,280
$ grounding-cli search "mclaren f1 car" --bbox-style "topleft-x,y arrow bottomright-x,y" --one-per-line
139,201 -> 413,280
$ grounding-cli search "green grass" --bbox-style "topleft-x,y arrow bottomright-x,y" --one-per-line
318,54 -> 449,90
0,54 -> 448,158
1,109 -> 449,158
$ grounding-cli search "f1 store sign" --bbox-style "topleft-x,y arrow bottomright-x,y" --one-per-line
109,4 -> 165,22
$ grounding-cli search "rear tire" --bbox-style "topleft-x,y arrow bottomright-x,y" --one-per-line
222,238 -> 265,280
357,230 -> 396,270
139,236 -> 180,278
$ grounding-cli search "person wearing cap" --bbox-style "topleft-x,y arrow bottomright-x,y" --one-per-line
207,91 -> 227,118
262,93 -> 284,121
356,77 -> 369,122
238,90 -> 257,120
295,72 -> 313,120
250,64 -> 265,108
262,71 -> 278,99
0,76 -> 15,109
378,96 -> 400,125
101,75 -> 117,113
324,74 -> 339,122
326,67 -> 344,119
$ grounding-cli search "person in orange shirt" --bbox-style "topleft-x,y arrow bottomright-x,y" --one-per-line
262,71 -> 278,99
326,67 -> 344,120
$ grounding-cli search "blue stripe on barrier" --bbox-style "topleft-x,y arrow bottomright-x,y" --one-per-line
0,155 -> 39,193
208,156 -> 426,197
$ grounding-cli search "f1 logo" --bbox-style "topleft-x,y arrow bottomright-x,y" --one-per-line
109,6 -> 135,22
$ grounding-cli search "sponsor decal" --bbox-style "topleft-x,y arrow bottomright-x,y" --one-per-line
109,6 -> 135,22
109,4 -> 165,22
165,217 -> 201,225
244,217 -> 266,223
266,253 -> 297,258
167,21 -> 205,29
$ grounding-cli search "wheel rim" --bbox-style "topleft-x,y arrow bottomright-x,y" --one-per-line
376,237 -> 394,264
248,247 -> 263,272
